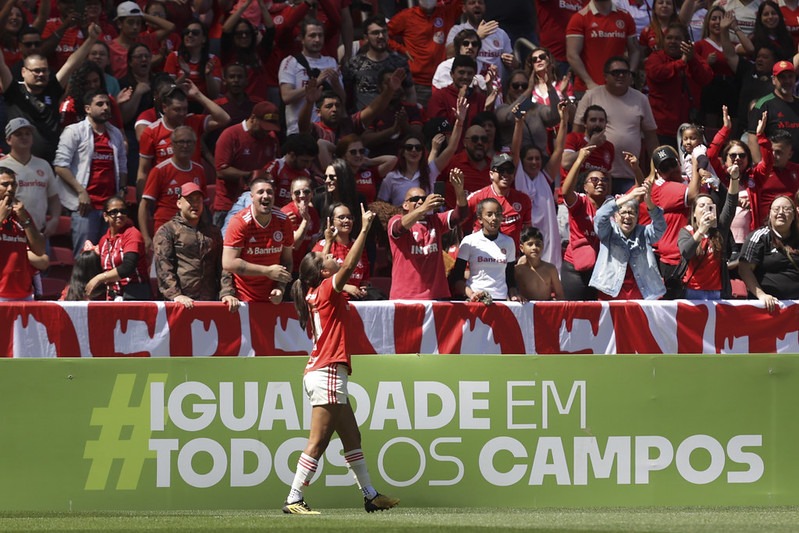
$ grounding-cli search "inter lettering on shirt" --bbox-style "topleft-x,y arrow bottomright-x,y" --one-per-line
411,242 -> 439,255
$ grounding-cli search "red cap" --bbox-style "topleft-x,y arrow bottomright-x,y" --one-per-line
179,182 -> 205,198
773,60 -> 795,76
253,101 -> 280,131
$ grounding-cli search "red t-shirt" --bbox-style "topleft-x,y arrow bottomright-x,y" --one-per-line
466,185 -> 532,248
563,193 -> 600,271
98,223 -> 149,297
388,211 -> 452,299
163,52 -> 223,97
87,131 -> 117,209
59,95 -> 124,130
354,165 -> 381,205
142,159 -> 207,233
750,138 -> 799,230
781,3 -> 799,48
693,39 -> 734,77
562,133 -> 615,180
214,121 -> 280,212
683,228 -> 723,291
281,201 -> 321,272
650,177 -> 688,265
109,33 -> 161,79
565,4 -> 636,92
304,276 -> 351,374
42,19 -> 116,70
312,238 -> 370,286
536,0 -> 586,61
223,205 -> 294,302
0,218 -> 33,299
139,114 -> 208,166
439,151 -> 491,205
263,158 -> 312,208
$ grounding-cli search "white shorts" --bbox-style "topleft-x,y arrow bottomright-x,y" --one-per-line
303,364 -> 349,406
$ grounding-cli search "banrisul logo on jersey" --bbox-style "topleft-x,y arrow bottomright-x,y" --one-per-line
69,355 -> 780,510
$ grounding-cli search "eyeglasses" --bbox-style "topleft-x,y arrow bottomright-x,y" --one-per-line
511,82 -> 528,90
771,205 -> 794,213
467,135 -> 489,144
403,143 -> 423,152
335,215 -> 354,220
105,208 -> 127,216
293,188 -> 312,196
461,40 -> 480,48
348,148 -> 366,156
20,40 -> 42,47
587,176 -> 609,184
618,210 -> 637,217
183,28 -> 202,36
324,173 -> 337,181
406,195 -> 426,203
607,69 -> 631,77
728,152 -> 746,160
530,53 -> 548,62
24,66 -> 49,74
234,30 -> 252,37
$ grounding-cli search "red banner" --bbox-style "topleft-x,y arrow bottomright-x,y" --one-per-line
2,300 -> 797,357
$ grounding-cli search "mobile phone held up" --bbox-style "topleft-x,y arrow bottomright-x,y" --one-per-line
513,97 -> 535,119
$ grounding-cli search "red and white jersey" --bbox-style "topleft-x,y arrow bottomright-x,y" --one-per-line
563,193 -> 600,271
562,133 -> 615,179
139,114 -> 209,166
457,229 -> 516,300
98,223 -> 149,296
388,211 -> 453,300
312,239 -> 370,287
536,0 -> 587,61
650,177 -> 688,265
0,217 -> 33,299
467,185 -> 532,248
304,276 -> 351,374
163,52 -> 223,97
142,159 -> 207,233
223,205 -> 294,302
264,158 -> 312,208
355,165 -> 381,205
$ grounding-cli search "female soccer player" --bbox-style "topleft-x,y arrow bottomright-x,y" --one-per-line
285,204 -> 399,515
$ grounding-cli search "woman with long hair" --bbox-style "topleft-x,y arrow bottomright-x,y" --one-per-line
60,62 -> 126,128
678,160 -> 741,300
118,43 -> 155,127
311,203 -> 371,293
751,0 -> 794,60
62,243 -> 105,301
640,0 -> 689,55
313,159 -> 362,232
84,196 -> 152,300
220,3 -> 274,98
164,21 -> 221,99
0,1 -> 48,66
335,135 -> 397,206
738,194 -> 799,310
88,41 -> 121,97
284,205 -> 398,515
693,6 -> 738,127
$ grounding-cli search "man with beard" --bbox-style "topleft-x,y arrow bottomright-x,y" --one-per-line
644,22 -> 713,148
139,126 -> 207,253
153,182 -> 240,311
206,63 -> 259,149
54,90 -> 128,257
279,18 -> 344,135
222,177 -> 294,304
466,153 -> 531,248
439,124 -> 492,204
748,61 -> 799,163
344,15 -> 413,111
561,104 -> 614,181
213,101 -> 281,227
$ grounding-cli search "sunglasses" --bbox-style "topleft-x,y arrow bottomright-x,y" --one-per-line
493,166 -> 515,175
348,148 -> 366,156
403,143 -> 423,152
183,28 -> 202,36
728,152 -> 746,160
511,82 -> 528,90
530,53 -> 548,62
21,40 -> 42,47
607,69 -> 631,77
407,195 -> 427,203
324,173 -> 337,181
293,188 -> 312,196
461,40 -> 480,47
105,208 -> 127,216
468,135 -> 489,144
234,30 -> 252,37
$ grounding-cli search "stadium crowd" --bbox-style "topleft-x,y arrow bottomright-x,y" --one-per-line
1,0 -> 799,308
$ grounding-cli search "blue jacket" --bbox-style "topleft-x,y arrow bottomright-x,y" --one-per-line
589,198 -> 667,300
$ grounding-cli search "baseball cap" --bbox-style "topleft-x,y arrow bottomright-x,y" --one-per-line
115,1 -> 143,19
652,146 -> 679,171
252,101 -> 280,131
773,60 -> 795,76
491,153 -> 514,170
5,117 -> 34,138
179,182 -> 205,198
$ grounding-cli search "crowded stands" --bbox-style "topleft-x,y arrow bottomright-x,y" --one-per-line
2,0 -> 799,309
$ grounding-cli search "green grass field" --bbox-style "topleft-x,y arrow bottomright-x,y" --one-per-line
1,507 -> 798,532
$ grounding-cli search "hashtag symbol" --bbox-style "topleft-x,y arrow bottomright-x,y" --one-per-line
83,373 -> 166,490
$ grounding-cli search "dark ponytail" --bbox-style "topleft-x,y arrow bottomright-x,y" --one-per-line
292,252 -> 324,337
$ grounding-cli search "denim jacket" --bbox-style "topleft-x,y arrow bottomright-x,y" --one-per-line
589,198 -> 667,300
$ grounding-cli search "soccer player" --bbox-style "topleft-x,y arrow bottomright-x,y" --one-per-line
285,204 -> 399,515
